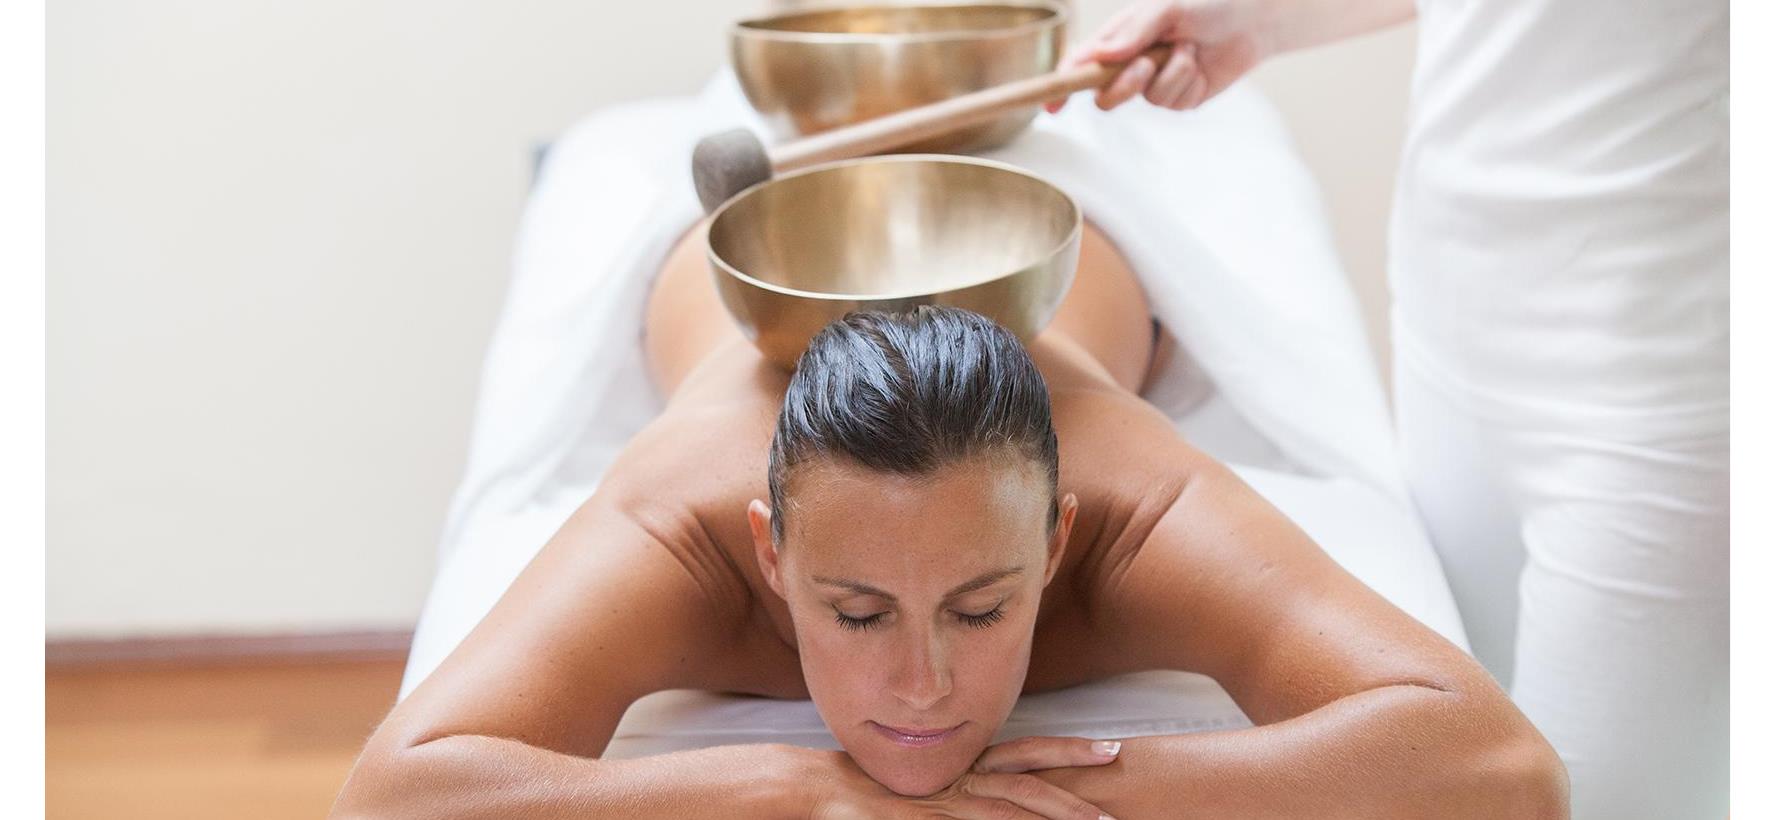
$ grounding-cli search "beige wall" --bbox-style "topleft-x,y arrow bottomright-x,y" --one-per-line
47,0 -> 1414,637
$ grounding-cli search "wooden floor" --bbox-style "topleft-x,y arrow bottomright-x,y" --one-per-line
46,657 -> 406,819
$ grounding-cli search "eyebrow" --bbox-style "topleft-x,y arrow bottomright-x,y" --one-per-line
812,567 -> 1026,602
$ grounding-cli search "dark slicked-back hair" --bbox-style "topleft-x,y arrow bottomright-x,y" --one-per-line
767,306 -> 1060,543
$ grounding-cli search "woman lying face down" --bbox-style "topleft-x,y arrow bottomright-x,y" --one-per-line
334,303 -> 1568,819
749,309 -> 1079,796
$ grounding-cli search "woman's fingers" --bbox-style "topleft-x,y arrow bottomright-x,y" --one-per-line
1147,43 -> 1199,109
934,796 -> 1044,820
973,735 -> 1123,774
961,773 -> 1107,820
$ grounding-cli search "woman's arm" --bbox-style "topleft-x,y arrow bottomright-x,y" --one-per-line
335,735 -> 812,818
330,429 -> 1117,820
330,477 -> 809,818
1048,415 -> 1567,817
1037,686 -> 1565,818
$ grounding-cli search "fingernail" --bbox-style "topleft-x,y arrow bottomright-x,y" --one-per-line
1092,740 -> 1121,757
1100,814 -> 1118,820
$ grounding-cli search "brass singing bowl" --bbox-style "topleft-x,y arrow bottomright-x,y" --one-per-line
731,3 -> 1067,154
707,154 -> 1081,370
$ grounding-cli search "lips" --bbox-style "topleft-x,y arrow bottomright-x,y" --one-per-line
869,720 -> 967,748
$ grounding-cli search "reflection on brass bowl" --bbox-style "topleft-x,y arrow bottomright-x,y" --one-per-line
731,3 -> 1066,154
706,154 -> 1081,370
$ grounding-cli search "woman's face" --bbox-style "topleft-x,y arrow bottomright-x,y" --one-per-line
748,454 -> 1076,797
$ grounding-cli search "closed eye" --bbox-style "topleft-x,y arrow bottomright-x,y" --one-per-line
833,606 -> 1007,631
835,611 -> 887,632
956,606 -> 1006,629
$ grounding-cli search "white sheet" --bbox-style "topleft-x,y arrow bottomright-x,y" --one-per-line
398,70 -> 1466,750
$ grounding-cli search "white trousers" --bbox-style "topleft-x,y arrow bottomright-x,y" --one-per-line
1393,326 -> 1728,819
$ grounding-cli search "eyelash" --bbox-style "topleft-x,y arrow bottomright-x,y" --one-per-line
958,607 -> 1007,629
833,607 -> 1006,632
834,612 -> 885,632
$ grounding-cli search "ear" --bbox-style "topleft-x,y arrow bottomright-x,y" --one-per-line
1043,492 -> 1079,587
748,498 -> 788,599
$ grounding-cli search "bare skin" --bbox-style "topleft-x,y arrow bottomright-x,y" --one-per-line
334,218 -> 1566,818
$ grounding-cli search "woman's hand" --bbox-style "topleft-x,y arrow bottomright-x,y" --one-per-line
807,736 -> 1123,820
1049,0 -> 1275,113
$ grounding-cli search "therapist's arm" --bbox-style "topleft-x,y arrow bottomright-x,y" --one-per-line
1051,0 -> 1417,113
1031,454 -> 1569,818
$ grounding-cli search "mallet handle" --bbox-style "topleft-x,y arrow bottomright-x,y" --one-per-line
770,45 -> 1174,172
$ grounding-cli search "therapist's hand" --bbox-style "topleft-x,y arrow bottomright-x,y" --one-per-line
1048,0 -> 1274,113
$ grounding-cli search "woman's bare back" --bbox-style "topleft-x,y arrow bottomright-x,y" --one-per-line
363,216 -> 1511,799
592,328 -> 1209,700
603,212 -> 1190,695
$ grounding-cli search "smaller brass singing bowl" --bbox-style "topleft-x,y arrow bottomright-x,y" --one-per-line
706,155 -> 1081,370
731,3 -> 1066,154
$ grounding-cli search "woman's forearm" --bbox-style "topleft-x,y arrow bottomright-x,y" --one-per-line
330,734 -> 813,819
1256,0 -> 1417,56
1037,683 -> 1567,819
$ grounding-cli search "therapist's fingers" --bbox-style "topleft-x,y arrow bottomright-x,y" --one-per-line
1178,71 -> 1211,111
1046,48 -> 1089,113
1046,33 -> 1109,114
1084,0 -> 1187,65
1050,1 -> 1189,115
1095,53 -> 1159,111
1147,43 -> 1199,109
1072,1 -> 1142,64
1047,16 -> 1136,115
972,735 -> 1123,774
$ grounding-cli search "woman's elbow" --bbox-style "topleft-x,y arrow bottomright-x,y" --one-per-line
331,735 -> 428,819
1420,680 -> 1569,818
1511,733 -> 1570,819
1474,712 -> 1570,819
330,755 -> 396,818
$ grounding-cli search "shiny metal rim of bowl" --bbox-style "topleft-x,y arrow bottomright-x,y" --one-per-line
732,2 -> 1068,45
703,153 -> 1083,303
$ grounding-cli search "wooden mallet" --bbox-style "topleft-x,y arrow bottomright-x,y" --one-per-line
691,45 -> 1172,212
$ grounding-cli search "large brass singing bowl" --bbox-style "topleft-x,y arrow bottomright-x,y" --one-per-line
706,154 -> 1081,370
731,3 -> 1067,154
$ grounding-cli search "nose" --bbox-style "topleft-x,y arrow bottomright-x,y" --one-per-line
889,625 -> 953,712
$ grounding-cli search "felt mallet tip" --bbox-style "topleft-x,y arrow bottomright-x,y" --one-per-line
692,128 -> 773,213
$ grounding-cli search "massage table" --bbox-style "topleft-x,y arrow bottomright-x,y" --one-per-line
397,67 -> 1468,757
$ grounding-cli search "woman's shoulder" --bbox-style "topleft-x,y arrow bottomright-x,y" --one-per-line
548,480 -> 807,696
